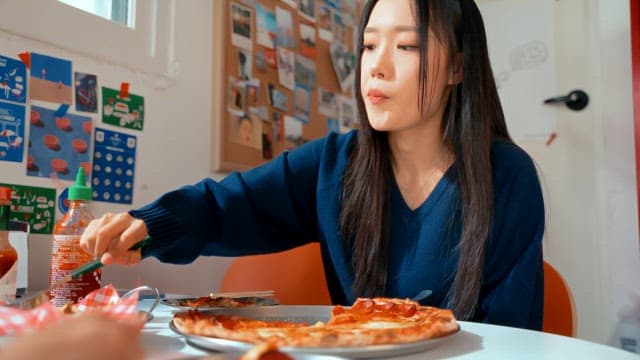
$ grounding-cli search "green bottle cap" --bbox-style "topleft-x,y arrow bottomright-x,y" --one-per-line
68,167 -> 92,201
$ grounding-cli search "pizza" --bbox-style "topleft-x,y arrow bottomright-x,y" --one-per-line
59,303 -> 81,314
172,297 -> 459,348
176,296 -> 260,309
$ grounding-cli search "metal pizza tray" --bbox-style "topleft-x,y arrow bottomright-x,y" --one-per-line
169,305 -> 461,359
160,296 -> 278,311
193,352 -> 348,360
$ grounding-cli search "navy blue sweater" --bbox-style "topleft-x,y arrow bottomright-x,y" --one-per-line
131,131 -> 544,330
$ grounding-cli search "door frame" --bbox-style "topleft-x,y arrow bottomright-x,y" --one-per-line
632,0 -> 640,240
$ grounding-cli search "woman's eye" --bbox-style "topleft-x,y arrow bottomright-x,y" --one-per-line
398,45 -> 419,51
362,44 -> 376,51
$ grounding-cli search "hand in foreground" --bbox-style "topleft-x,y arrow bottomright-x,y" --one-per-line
80,212 -> 148,266
0,312 -> 145,360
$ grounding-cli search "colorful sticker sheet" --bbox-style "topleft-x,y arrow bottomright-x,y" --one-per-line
91,128 -> 137,204
27,105 -> 92,181
101,86 -> 145,131
0,182 -> 56,234
0,101 -> 26,163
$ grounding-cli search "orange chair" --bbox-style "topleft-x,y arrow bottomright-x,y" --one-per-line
222,247 -> 577,334
542,260 -> 577,337
220,242 -> 332,305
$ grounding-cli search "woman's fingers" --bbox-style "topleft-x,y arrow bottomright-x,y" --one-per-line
80,213 -> 116,256
106,249 -> 142,266
94,213 -> 136,255
104,218 -> 147,265
100,251 -> 141,266
80,212 -> 147,265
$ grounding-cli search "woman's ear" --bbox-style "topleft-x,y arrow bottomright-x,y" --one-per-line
449,53 -> 463,85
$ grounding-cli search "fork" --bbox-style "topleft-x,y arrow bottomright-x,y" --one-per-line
411,289 -> 433,302
208,290 -> 275,298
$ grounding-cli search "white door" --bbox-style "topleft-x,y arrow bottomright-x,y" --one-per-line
479,0 -> 638,344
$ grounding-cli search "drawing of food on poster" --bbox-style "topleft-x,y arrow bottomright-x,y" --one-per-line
0,55 -> 27,103
27,105 -> 92,181
29,52 -> 73,104
0,101 -> 25,163
91,128 -> 137,204
102,86 -> 145,131
74,72 -> 98,113
0,182 -> 56,234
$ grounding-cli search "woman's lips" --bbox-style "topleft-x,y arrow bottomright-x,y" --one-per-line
368,96 -> 386,104
367,90 -> 389,104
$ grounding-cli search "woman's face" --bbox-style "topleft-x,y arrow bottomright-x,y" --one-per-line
360,0 -> 455,133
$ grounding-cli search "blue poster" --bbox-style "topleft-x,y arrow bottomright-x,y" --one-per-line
91,128 -> 137,204
0,55 -> 27,103
27,105 -> 92,180
0,101 -> 25,163
29,52 -> 73,104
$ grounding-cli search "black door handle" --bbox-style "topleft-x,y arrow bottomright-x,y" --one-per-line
544,89 -> 589,111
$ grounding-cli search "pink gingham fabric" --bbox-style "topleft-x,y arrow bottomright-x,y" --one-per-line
0,284 -> 140,336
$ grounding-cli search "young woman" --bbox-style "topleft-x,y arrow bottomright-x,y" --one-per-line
81,0 -> 544,329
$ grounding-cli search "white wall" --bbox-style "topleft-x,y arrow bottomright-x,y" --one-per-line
0,1 -> 232,295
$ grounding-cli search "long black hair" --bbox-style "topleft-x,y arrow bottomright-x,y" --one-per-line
340,0 -> 511,320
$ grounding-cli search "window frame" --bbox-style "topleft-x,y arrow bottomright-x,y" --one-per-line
0,0 -> 174,75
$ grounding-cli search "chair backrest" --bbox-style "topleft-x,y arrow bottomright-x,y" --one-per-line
542,260 -> 577,337
220,242 -> 332,305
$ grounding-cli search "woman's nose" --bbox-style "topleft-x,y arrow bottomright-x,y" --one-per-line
370,48 -> 391,79
371,66 -> 385,79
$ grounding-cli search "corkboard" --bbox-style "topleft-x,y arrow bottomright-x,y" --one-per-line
216,0 -> 361,172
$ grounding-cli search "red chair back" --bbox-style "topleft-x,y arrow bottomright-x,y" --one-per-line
542,261 -> 577,337
220,243 -> 332,305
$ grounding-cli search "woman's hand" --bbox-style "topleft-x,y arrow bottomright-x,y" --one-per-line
1,312 -> 145,360
80,212 -> 148,265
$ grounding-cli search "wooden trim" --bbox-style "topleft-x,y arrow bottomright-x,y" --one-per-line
210,0 -> 226,173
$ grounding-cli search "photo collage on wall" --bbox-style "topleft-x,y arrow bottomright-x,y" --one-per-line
1,49 -> 146,231
226,0 -> 360,161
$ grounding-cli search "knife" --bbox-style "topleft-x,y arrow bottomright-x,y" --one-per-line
19,236 -> 152,309
53,235 -> 151,288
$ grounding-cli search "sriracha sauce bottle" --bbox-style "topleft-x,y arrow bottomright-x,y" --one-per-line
49,167 -> 101,306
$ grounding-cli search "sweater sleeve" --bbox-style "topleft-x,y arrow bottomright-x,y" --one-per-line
129,136 -> 330,264
475,147 -> 545,330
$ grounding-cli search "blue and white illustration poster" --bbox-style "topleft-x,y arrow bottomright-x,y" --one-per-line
27,105 -> 92,180
0,101 -> 25,162
29,52 -> 73,104
91,128 -> 137,204
0,55 -> 27,103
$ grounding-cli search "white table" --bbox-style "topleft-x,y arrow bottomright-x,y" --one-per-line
141,300 -> 640,360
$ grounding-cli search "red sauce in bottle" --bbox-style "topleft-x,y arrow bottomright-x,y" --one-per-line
0,187 -> 18,302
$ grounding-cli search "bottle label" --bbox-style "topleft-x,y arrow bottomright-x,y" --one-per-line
50,235 -> 101,307
0,261 -> 17,303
